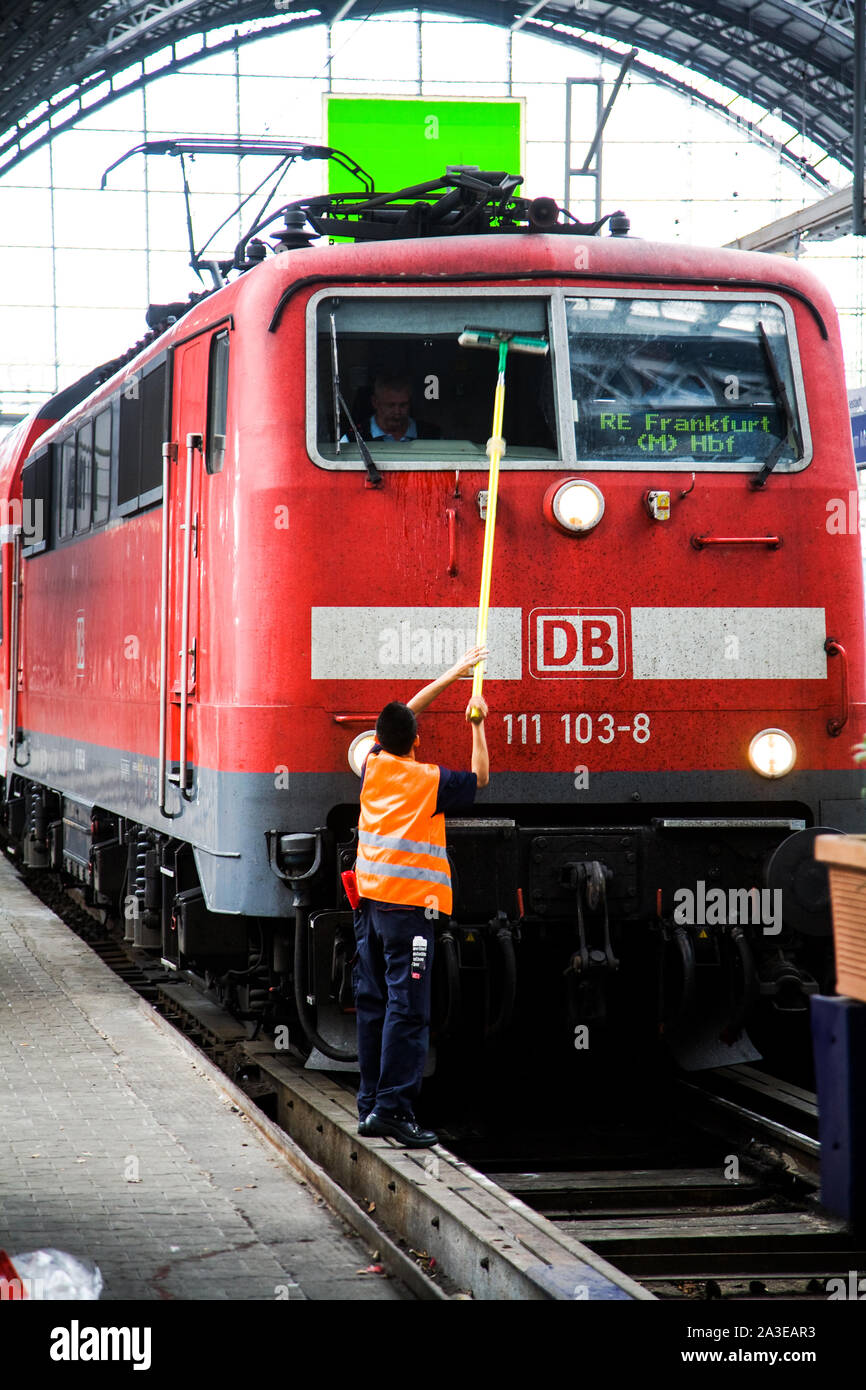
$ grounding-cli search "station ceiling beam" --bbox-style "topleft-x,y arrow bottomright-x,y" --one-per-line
0,2 -> 860,183
726,182 -> 860,250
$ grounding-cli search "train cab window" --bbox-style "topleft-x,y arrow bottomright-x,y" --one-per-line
311,293 -> 558,470
566,295 -> 809,472
118,359 -> 167,511
206,331 -> 229,474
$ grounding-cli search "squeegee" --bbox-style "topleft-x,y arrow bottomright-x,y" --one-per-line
457,327 -> 549,720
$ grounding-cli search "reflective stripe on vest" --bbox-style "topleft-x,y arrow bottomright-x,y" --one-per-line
356,750 -> 452,915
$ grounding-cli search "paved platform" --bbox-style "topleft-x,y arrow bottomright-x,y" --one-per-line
0,855 -> 407,1301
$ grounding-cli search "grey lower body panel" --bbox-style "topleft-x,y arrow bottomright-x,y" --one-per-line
9,728 -> 865,914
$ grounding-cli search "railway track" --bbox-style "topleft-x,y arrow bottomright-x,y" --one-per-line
16,860 -> 864,1302
454,1066 -> 862,1301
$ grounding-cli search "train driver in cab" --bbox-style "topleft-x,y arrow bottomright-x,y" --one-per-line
362,371 -> 441,442
352,646 -> 490,1148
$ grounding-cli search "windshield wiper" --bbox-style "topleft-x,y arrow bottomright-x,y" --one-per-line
751,321 -> 801,489
329,313 -> 382,488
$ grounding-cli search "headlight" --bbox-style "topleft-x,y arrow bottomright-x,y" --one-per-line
748,728 -> 796,779
348,730 -> 377,777
544,479 -> 605,534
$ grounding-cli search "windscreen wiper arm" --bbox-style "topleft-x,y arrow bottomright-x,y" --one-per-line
751,321 -> 802,489
329,314 -> 382,488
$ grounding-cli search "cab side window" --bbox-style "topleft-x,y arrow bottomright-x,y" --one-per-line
206,330 -> 230,475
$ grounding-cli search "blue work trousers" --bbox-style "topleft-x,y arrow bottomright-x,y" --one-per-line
353,898 -> 434,1121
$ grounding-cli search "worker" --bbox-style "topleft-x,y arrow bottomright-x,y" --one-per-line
353,645 -> 490,1148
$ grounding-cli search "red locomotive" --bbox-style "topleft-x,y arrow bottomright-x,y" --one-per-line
0,167 -> 861,1070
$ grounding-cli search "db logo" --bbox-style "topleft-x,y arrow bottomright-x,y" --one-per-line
529,608 -> 626,678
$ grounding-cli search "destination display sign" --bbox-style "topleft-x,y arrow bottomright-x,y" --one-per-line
584,407 -> 787,461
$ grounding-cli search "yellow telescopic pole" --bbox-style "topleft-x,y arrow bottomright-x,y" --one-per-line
469,338 -> 508,721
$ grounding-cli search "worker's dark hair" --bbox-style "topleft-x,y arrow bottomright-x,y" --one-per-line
376,701 -> 417,756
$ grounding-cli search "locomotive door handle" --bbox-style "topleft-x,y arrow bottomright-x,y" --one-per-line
159,434 -> 197,812
824,638 -> 849,736
177,435 -> 200,800
157,440 -> 178,815
691,534 -> 782,550
446,508 -> 458,576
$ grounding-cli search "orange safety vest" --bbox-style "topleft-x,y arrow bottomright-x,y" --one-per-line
356,750 -> 452,916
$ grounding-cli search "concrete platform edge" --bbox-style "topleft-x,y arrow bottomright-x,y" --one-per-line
133,997 -> 447,1300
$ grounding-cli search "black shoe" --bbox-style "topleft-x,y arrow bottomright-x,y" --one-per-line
365,1112 -> 438,1148
357,1115 -> 373,1136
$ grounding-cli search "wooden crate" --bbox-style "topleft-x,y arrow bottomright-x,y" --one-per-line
815,835 -> 866,1004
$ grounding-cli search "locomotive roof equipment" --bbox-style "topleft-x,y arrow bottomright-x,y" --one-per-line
101,137 -> 374,286
279,167 -> 625,245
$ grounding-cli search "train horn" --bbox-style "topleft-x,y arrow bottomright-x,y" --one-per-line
527,196 -> 560,229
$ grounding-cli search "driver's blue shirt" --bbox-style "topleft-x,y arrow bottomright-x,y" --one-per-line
369,416 -> 417,441
340,416 -> 418,444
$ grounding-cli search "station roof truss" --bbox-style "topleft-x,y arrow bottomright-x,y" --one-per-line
0,2 -> 858,184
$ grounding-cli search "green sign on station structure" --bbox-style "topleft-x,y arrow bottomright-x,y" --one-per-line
324,96 -> 524,194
